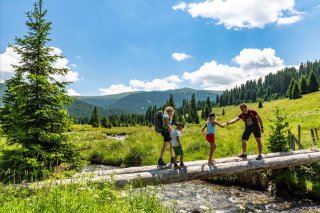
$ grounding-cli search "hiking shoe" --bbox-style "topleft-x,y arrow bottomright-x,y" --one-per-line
158,158 -> 166,166
170,157 -> 175,163
174,163 -> 180,169
238,153 -> 247,158
256,155 -> 263,160
180,162 -> 186,169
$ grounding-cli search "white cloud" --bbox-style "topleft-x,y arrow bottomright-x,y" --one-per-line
67,89 -> 80,96
172,2 -> 187,11
0,46 -> 79,83
99,84 -> 137,95
185,0 -> 303,29
234,48 -> 284,69
0,47 -> 21,82
52,70 -> 79,83
172,52 -> 192,61
277,15 -> 302,25
183,48 -> 285,90
70,64 -> 77,68
183,60 -> 243,90
99,75 -> 183,95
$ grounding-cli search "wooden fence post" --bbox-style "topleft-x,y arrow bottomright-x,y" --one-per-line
298,125 -> 301,145
291,134 -> 296,150
311,129 -> 317,146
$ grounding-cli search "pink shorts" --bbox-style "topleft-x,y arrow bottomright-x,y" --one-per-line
206,134 -> 215,143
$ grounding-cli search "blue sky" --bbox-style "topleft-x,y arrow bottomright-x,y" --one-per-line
1,0 -> 320,96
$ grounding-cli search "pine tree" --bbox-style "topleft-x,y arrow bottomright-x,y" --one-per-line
300,76 -> 308,95
205,96 -> 211,109
189,93 -> 198,123
167,94 -> 176,109
267,107 -> 289,152
204,104 -> 211,118
0,0 -> 81,182
291,81 -> 302,99
287,78 -> 295,99
195,112 -> 200,124
222,108 -> 225,116
258,99 -> 263,108
89,107 -> 100,127
201,108 -> 206,119
308,71 -> 319,93
101,115 -> 110,128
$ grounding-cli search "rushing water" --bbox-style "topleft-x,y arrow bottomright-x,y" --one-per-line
144,180 -> 320,213
77,165 -> 320,212
106,134 -> 127,141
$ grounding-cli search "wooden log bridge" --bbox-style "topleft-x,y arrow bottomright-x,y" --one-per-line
28,149 -> 320,188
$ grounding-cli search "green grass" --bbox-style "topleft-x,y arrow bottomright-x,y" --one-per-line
0,92 -> 319,212
65,91 -> 320,166
0,182 -> 171,213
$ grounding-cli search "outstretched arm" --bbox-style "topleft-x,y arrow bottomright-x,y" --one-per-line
214,120 -> 226,128
227,117 -> 241,125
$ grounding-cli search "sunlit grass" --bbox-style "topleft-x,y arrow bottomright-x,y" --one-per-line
60,92 -> 320,166
0,182 -> 171,213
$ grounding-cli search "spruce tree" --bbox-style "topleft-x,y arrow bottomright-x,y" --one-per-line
300,76 -> 308,95
167,94 -> 176,109
291,81 -> 302,99
205,96 -> 211,109
258,99 -> 263,108
287,78 -> 295,99
89,107 -> 100,127
101,115 -> 110,128
308,71 -> 319,93
204,104 -> 211,118
267,107 -> 289,152
189,93 -> 198,123
201,108 -> 206,119
0,0 -> 81,182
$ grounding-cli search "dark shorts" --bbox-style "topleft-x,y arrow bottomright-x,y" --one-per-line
161,129 -> 172,142
242,127 -> 261,141
173,146 -> 184,156
206,134 -> 215,143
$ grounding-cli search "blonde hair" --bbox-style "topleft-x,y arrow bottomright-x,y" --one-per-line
165,106 -> 175,114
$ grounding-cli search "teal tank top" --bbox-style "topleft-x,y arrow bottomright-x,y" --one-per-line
206,122 -> 215,134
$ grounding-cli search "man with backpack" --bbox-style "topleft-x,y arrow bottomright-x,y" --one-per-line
154,106 -> 175,166
226,103 -> 264,160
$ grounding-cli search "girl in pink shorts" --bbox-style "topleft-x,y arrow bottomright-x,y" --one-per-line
202,112 -> 226,165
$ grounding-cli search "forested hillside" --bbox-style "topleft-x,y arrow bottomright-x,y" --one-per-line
217,60 -> 320,106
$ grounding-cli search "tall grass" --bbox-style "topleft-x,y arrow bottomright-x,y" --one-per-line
61,92 -> 320,166
0,92 -> 319,211
0,182 -> 171,213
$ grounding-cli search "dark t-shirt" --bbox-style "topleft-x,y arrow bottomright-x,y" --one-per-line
238,110 -> 259,128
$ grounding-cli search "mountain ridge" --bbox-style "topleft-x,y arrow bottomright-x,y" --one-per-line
0,84 -> 221,115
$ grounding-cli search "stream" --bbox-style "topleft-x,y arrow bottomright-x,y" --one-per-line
144,180 -> 320,213
80,165 -> 320,212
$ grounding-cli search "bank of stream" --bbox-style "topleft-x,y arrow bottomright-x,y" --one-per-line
145,180 -> 320,212
78,165 -> 320,212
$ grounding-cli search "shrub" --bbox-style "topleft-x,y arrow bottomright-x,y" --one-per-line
267,107 -> 289,152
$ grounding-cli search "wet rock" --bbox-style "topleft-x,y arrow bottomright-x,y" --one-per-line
139,180 -> 320,213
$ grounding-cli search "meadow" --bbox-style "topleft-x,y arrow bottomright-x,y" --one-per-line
70,91 -> 320,167
0,92 -> 319,212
